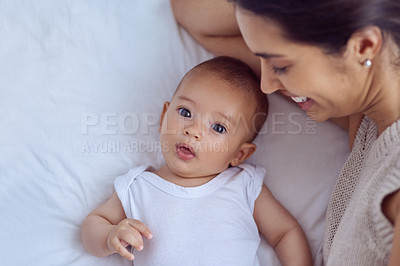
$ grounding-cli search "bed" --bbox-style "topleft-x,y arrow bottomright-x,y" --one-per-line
0,0 -> 349,265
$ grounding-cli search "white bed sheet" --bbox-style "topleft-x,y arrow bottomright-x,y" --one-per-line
0,0 -> 349,265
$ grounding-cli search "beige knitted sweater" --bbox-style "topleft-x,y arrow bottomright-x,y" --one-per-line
323,116 -> 400,265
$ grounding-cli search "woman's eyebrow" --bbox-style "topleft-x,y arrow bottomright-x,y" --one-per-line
255,52 -> 284,59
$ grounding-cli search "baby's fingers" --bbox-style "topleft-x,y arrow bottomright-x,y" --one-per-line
128,219 -> 153,240
110,237 -> 135,261
119,228 -> 146,251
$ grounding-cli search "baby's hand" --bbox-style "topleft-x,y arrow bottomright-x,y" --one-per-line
106,219 -> 153,261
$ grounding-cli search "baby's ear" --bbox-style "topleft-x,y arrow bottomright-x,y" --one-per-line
159,102 -> 170,133
230,142 -> 257,167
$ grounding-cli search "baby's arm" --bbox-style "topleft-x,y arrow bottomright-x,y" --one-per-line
254,185 -> 312,266
81,192 -> 153,261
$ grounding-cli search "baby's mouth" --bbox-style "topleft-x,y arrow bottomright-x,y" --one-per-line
175,143 -> 196,160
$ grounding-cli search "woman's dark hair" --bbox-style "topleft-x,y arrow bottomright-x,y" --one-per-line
231,0 -> 400,55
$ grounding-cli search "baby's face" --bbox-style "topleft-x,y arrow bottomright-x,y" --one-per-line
159,71 -> 255,178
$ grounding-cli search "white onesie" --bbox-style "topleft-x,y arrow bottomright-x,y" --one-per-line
114,163 -> 265,266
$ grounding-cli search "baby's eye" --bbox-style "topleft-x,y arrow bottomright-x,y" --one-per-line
211,124 -> 226,134
178,107 -> 191,118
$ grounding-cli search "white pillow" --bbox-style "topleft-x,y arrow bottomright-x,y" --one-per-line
0,0 -> 349,265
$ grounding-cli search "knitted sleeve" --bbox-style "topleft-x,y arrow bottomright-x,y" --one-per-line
369,150 -> 400,258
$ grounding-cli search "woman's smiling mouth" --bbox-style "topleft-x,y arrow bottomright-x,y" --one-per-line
290,96 -> 314,111
291,96 -> 308,103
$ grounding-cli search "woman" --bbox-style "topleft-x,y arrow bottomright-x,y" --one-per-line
172,0 -> 400,265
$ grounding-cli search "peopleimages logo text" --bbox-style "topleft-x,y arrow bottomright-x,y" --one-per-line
81,112 -> 316,136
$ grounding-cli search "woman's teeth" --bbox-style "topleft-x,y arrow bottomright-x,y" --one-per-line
291,96 -> 308,103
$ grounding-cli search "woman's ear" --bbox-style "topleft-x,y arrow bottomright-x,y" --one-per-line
230,142 -> 257,167
159,102 -> 170,133
347,26 -> 382,64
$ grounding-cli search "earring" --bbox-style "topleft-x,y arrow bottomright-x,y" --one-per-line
363,59 -> 372,68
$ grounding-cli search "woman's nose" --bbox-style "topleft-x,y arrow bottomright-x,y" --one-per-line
260,62 -> 283,94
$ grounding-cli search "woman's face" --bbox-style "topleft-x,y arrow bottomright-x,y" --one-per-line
236,8 -> 370,122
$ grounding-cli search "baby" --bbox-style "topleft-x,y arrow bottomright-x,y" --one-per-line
81,56 -> 312,266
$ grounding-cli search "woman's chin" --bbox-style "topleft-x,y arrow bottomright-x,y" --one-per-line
306,110 -> 332,122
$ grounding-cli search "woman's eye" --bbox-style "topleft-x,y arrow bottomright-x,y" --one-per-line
271,65 -> 288,75
178,108 -> 191,118
211,124 -> 226,134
